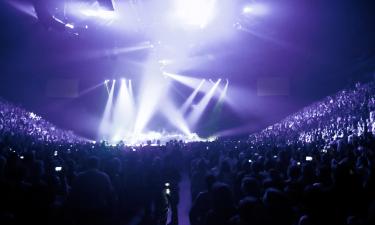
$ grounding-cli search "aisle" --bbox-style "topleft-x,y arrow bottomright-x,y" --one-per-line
177,172 -> 192,225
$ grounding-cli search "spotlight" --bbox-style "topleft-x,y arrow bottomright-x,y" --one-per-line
65,23 -> 74,29
104,79 -> 109,84
243,6 -> 253,14
241,3 -> 270,16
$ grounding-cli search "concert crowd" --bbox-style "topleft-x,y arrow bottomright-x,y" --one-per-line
0,82 -> 375,225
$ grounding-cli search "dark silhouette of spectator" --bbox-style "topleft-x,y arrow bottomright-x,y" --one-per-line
229,197 -> 264,225
204,183 -> 237,225
241,176 -> 261,199
190,174 -> 216,225
262,188 -> 294,225
67,156 -> 115,225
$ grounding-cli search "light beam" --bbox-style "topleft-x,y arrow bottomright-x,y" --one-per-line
180,79 -> 205,115
98,80 -> 115,139
187,79 -> 221,127
160,99 -> 191,135
134,60 -> 171,134
112,79 -> 135,140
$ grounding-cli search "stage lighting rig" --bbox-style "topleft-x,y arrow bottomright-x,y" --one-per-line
33,0 -> 66,31
97,0 -> 115,11
32,0 -> 116,33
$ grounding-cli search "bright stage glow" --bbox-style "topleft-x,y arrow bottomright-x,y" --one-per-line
172,0 -> 217,28
188,79 -> 221,127
243,6 -> 254,14
158,59 -> 173,66
107,131 -> 209,145
163,72 -> 218,94
242,3 -> 270,16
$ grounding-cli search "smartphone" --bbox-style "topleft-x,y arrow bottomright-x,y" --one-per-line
297,162 -> 301,166
165,182 -> 170,187
20,156 -> 24,159
273,155 -> 277,159
54,151 -> 58,156
322,149 -> 327,153
306,156 -> 313,161
55,166 -> 62,172
248,159 -> 252,163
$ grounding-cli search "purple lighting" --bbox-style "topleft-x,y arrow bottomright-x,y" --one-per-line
80,8 -> 116,19
172,0 -> 217,28
180,79 -> 206,115
65,23 -> 74,29
243,6 -> 254,14
65,1 -> 117,21
242,3 -> 270,16
98,80 -> 115,140
98,75 -> 227,144
187,79 -> 221,128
